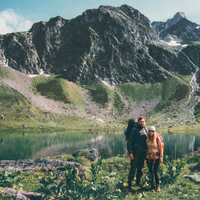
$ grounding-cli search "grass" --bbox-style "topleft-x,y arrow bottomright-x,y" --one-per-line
118,77 -> 189,110
112,91 -> 125,114
0,67 -> 9,78
158,77 -> 190,109
84,83 -> 113,106
119,82 -> 162,102
0,150 -> 199,199
0,68 -> 194,132
168,124 -> 200,134
0,84 -> 40,121
0,115 -> 98,132
0,82 -> 98,131
32,76 -> 85,106
194,102 -> 200,121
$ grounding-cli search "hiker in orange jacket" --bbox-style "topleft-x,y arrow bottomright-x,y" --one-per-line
146,126 -> 164,192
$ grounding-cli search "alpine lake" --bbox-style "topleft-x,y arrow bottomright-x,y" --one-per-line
0,129 -> 199,160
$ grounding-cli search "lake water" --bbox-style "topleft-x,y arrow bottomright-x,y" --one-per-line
0,131 -> 199,160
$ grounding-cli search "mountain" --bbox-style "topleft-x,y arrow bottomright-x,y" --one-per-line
0,5 -> 178,85
152,12 -> 200,43
0,5 -> 199,85
1,4 -> 200,126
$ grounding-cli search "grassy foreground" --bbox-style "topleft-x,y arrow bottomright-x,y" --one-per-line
0,150 -> 199,199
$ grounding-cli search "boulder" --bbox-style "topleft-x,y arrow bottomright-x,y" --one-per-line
184,173 -> 200,183
73,148 -> 99,161
1,188 -> 42,200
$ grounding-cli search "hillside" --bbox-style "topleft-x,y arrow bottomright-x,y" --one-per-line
1,4 -> 200,128
0,64 -> 195,130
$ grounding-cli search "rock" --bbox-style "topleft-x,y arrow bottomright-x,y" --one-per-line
182,44 -> 200,71
0,159 -> 81,172
1,188 -> 42,200
148,43 -> 196,75
0,4 -> 199,86
152,12 -> 200,42
0,114 -> 5,120
0,5 -> 172,85
73,148 -> 99,161
184,173 -> 200,183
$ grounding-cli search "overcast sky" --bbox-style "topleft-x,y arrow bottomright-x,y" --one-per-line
0,0 -> 200,34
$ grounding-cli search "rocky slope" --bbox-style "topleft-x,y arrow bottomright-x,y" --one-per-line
0,5 -> 199,85
0,5 -> 184,85
152,12 -> 200,43
1,4 -> 200,125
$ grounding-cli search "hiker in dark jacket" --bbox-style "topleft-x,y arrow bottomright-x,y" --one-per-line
124,119 -> 137,141
127,116 -> 148,193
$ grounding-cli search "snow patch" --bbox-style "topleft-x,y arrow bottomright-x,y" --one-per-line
160,35 -> 187,48
160,39 -> 181,47
28,69 -> 50,78
167,39 -> 181,46
181,44 -> 188,48
100,80 -> 114,89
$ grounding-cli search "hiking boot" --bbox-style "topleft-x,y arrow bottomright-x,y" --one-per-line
155,186 -> 160,192
149,185 -> 155,191
127,192 -> 132,197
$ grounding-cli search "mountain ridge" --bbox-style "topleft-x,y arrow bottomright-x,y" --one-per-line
1,4 -> 200,126
152,12 -> 200,42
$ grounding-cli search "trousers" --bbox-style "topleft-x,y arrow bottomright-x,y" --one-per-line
128,152 -> 146,191
147,159 -> 160,188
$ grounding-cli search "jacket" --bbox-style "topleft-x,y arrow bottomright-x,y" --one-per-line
146,132 -> 164,160
127,124 -> 148,155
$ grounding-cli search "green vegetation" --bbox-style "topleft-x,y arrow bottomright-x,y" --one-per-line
0,67 -> 193,131
119,82 -> 162,102
0,83 -> 96,131
84,83 -> 113,106
32,76 -> 85,106
158,77 -> 190,108
194,102 -> 200,120
0,84 -> 39,121
112,91 -> 125,114
0,151 -> 199,199
119,77 -> 189,110
0,67 -> 9,78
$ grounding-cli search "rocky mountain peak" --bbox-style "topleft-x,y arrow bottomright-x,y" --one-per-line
81,4 -> 151,29
166,11 -> 186,29
152,11 -> 200,42
0,4 -> 197,85
173,12 -> 186,20
47,16 -> 67,26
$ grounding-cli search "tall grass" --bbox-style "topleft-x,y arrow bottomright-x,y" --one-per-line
32,76 -> 85,106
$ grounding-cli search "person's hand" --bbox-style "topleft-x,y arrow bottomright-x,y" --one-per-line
128,153 -> 134,160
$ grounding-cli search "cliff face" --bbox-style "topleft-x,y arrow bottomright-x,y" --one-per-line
152,12 -> 200,43
0,5 -> 198,85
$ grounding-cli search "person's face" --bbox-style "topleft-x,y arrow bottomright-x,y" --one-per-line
148,130 -> 155,137
138,119 -> 145,128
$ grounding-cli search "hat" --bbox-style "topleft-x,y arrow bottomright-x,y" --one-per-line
148,126 -> 156,132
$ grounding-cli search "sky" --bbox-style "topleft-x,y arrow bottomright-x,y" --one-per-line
0,0 -> 200,34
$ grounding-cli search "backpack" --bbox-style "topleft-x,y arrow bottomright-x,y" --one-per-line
124,120 -> 137,141
156,132 -> 164,151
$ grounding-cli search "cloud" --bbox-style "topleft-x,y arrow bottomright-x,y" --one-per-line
0,9 -> 33,34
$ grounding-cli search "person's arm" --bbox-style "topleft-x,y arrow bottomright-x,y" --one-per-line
157,133 -> 164,163
125,129 -> 134,160
127,128 -> 136,155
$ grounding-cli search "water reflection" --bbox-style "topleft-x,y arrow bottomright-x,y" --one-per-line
91,134 -> 200,159
0,131 -> 199,160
